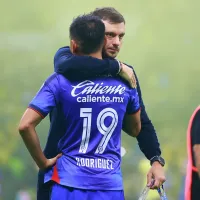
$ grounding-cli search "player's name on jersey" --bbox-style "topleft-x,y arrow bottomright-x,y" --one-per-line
71,80 -> 126,97
75,157 -> 114,170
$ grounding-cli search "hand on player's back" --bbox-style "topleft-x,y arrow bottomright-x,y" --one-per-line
119,63 -> 137,88
40,153 -> 62,170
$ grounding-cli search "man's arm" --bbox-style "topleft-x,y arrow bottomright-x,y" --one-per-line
193,145 -> 200,177
133,70 -> 161,160
54,47 -> 136,87
192,109 -> 200,177
131,69 -> 165,189
18,74 -> 61,170
54,46 -> 119,77
18,109 -> 61,170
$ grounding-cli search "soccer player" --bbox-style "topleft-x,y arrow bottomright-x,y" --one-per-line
18,14 -> 141,200
185,106 -> 200,200
54,6 -> 166,188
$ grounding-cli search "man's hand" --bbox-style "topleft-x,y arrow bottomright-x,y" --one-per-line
40,153 -> 62,170
119,62 -> 137,88
147,162 -> 166,189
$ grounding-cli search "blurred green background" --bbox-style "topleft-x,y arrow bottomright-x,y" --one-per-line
1,0 -> 200,199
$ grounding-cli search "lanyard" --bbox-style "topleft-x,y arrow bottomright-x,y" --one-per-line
138,186 -> 150,200
157,185 -> 168,200
138,185 -> 168,200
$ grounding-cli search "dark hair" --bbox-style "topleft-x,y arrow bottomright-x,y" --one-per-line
69,14 -> 105,54
91,7 -> 125,24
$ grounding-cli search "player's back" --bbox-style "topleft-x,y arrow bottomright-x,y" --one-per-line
44,73 -> 140,190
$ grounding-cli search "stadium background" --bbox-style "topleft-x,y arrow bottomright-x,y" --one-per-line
1,0 -> 200,199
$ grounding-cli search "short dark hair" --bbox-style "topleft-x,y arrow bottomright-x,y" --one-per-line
91,7 -> 125,24
69,14 -> 105,54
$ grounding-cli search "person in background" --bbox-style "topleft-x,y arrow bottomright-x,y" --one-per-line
185,106 -> 200,200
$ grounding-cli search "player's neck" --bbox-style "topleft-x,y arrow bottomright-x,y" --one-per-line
88,52 -> 102,60
76,51 -> 102,60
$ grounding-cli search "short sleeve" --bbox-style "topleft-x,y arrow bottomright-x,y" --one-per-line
29,74 -> 59,117
126,88 -> 140,114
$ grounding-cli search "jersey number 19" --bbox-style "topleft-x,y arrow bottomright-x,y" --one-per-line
79,107 -> 118,154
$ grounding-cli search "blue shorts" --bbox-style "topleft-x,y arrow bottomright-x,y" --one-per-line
51,183 -> 125,200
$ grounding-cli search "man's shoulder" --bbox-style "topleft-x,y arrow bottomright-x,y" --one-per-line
45,72 -> 68,82
45,73 -> 58,85
43,73 -> 64,92
54,46 -> 70,58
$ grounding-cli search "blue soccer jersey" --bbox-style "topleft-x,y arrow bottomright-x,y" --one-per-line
29,73 -> 140,190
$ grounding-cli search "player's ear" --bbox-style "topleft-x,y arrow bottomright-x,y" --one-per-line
70,40 -> 78,54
